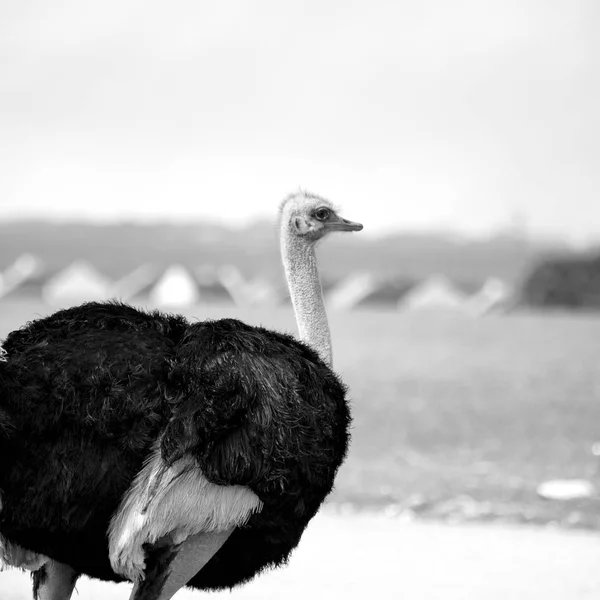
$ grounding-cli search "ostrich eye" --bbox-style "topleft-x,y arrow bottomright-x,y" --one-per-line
314,208 -> 331,221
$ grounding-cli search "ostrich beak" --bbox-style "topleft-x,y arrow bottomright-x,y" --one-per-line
326,216 -> 363,232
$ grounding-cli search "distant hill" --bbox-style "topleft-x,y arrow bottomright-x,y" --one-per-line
0,220 -> 571,285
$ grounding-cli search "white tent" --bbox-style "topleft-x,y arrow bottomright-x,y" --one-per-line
42,260 -> 112,306
194,265 -> 238,305
327,273 -> 378,310
399,275 -> 469,311
467,278 -> 513,315
211,265 -> 248,307
111,264 -> 160,302
148,264 -> 200,308
237,275 -> 280,307
0,253 -> 43,299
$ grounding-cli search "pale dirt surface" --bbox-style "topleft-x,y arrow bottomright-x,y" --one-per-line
1,513 -> 598,600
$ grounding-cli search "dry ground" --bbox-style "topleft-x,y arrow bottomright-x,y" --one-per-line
1,513 -> 599,600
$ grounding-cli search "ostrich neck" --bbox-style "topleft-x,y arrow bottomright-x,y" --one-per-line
281,230 -> 332,366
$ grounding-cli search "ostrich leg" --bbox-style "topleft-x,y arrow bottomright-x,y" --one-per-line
32,560 -> 79,600
129,528 -> 234,600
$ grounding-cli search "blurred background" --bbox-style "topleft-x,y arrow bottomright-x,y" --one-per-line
1,1 -> 600,598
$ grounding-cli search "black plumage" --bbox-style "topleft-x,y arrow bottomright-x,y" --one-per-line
0,300 -> 350,591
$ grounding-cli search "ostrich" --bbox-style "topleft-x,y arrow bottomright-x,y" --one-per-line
0,191 -> 363,600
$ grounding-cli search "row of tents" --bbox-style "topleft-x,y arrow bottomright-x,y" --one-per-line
0,254 -> 514,314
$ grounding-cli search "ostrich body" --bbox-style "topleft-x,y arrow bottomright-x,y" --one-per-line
0,192 -> 362,599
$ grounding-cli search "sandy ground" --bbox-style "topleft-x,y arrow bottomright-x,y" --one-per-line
1,513 -> 599,600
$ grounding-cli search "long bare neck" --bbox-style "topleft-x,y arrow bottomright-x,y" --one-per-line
281,226 -> 332,366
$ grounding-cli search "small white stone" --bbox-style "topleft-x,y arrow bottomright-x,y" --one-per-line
536,479 -> 596,501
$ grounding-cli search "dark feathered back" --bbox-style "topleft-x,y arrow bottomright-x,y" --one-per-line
164,318 -> 350,590
164,318 -> 349,500
0,303 -> 351,591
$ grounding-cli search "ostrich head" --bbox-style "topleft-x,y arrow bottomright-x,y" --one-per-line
279,191 -> 363,243
279,189 -> 362,366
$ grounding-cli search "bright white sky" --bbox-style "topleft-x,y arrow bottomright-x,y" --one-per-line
1,0 -> 599,240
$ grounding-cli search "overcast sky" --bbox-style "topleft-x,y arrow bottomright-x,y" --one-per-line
1,0 -> 599,240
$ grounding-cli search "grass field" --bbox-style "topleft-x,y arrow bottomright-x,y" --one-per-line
1,299 -> 600,530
